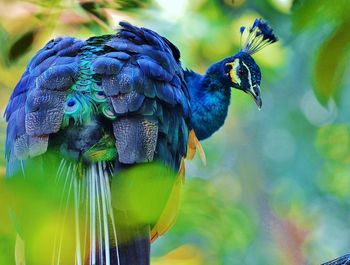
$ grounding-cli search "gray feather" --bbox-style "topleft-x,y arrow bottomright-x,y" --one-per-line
110,91 -> 145,114
113,117 -> 158,164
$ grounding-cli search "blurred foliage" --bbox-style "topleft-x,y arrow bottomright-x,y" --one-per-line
292,0 -> 350,105
313,20 -> 350,104
152,244 -> 204,265
111,163 -> 177,227
0,156 -> 77,264
1,0 -> 350,264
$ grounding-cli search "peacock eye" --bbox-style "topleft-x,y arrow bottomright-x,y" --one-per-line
64,98 -> 79,115
238,68 -> 244,75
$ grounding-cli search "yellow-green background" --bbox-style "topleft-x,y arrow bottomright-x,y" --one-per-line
1,0 -> 350,264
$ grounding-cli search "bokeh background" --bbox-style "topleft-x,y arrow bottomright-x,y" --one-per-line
1,0 -> 350,264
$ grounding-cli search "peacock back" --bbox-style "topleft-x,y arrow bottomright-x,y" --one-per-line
4,22 -> 199,265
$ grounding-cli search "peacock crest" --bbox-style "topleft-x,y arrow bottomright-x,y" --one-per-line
240,18 -> 278,55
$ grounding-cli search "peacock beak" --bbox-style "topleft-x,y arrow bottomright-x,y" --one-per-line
247,84 -> 262,109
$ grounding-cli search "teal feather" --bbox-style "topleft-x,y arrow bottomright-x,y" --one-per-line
62,93 -> 95,127
62,44 -> 116,127
101,103 -> 117,120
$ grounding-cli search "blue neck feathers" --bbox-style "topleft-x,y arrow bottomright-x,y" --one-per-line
185,62 -> 232,141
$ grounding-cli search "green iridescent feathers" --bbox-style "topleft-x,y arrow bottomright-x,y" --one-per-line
62,48 -> 116,128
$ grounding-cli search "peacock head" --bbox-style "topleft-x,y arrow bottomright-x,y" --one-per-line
223,18 -> 278,109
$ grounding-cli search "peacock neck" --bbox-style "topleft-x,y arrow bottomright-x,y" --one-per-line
185,62 -> 232,141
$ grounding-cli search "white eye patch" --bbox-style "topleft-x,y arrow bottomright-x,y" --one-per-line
225,59 -> 241,86
242,61 -> 253,88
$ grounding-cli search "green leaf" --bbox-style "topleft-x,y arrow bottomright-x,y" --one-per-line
80,1 -> 108,24
292,0 -> 324,31
111,163 -> 177,226
313,20 -> 350,104
9,30 -> 37,63
116,0 -> 152,11
292,0 -> 350,31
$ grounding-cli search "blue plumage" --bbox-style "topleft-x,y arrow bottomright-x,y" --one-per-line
185,64 -> 232,140
104,51 -> 131,60
253,18 -> 278,42
156,82 -> 176,105
111,91 -> 145,114
92,57 -> 124,75
4,19 -> 277,265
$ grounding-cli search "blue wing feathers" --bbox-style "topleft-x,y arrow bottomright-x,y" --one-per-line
27,37 -> 77,69
158,108 -> 170,134
118,66 -> 143,94
101,22 -> 189,114
110,91 -> 145,114
57,41 -> 84,57
26,89 -> 66,113
96,22 -> 191,166
8,75 -> 30,101
102,76 -> 119,96
5,36 -> 83,164
118,21 -> 139,33
29,49 -> 57,69
174,85 -> 189,116
7,107 -> 26,141
118,30 -> 144,44
142,29 -> 167,51
155,83 -> 175,105
30,56 -> 57,77
25,106 -> 65,136
141,77 -> 157,98
92,57 -> 124,75
105,39 -> 140,53
5,93 -> 27,118
52,56 -> 77,66
53,37 -> 75,49
137,57 -> 173,82
37,63 -> 78,90
6,21 -> 191,171
6,106 -> 26,160
135,99 -> 157,116
104,51 -> 131,60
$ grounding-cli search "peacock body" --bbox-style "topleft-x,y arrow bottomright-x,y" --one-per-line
4,20 -> 277,265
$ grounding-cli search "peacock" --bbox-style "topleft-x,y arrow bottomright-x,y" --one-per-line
4,19 -> 277,265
